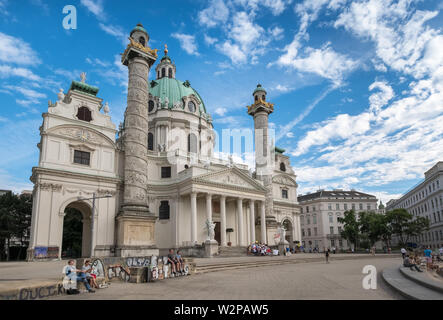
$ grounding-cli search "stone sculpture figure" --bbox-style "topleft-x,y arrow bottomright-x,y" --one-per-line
205,219 -> 216,241
57,89 -> 65,102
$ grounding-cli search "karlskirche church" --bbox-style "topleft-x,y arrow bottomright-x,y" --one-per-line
27,24 -> 301,260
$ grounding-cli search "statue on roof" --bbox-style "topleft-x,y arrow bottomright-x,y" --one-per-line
80,72 -> 87,83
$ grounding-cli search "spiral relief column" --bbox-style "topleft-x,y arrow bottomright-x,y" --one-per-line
116,24 -> 159,257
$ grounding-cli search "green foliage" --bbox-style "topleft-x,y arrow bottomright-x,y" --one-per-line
338,208 -> 430,250
337,210 -> 360,249
385,209 -> 429,246
0,192 -> 32,261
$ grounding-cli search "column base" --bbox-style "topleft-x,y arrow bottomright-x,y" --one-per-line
278,241 -> 289,255
204,240 -> 218,257
116,209 -> 158,257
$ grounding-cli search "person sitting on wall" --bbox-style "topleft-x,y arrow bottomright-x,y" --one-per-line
167,248 -> 178,276
403,255 -> 423,272
77,260 -> 95,293
176,250 -> 185,274
83,259 -> 98,289
62,259 -> 80,294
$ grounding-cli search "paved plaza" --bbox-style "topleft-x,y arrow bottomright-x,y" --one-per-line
45,256 -> 403,300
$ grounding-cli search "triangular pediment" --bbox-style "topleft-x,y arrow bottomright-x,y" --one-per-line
193,167 -> 266,192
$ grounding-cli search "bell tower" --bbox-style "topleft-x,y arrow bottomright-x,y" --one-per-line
155,44 -> 176,79
117,23 -> 159,257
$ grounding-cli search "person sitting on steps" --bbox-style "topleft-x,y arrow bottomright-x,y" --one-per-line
403,255 -> 423,272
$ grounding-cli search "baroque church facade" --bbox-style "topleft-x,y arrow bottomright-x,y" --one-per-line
27,24 -> 301,260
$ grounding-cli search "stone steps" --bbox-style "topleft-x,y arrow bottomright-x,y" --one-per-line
217,246 -> 248,257
382,267 -> 443,300
195,259 -> 301,274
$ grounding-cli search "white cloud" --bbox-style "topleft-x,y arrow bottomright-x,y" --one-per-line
204,34 -> 218,46
286,132 -> 294,138
171,33 -> 199,56
274,42 -> 358,84
214,107 -> 228,116
268,26 -> 284,40
334,0 -> 440,79
198,0 -> 230,28
98,23 -> 127,45
80,0 -> 104,18
368,81 -> 394,113
217,41 -> 247,64
0,65 -> 41,81
216,11 -> 268,64
273,84 -> 292,92
235,0 -> 292,16
0,32 -> 41,65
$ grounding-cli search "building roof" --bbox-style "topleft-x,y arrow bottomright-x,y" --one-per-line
69,81 -> 99,96
149,77 -> 207,113
275,146 -> 286,154
130,23 -> 148,36
253,84 -> 266,95
297,190 -> 377,202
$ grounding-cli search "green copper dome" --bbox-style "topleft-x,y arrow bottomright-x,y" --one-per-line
130,23 -> 148,36
149,77 -> 207,113
253,84 -> 267,95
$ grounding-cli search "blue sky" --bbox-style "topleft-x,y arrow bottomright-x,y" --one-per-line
0,0 -> 442,203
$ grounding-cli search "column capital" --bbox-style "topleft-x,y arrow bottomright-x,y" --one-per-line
206,193 -> 212,199
190,191 -> 198,197
250,199 -> 256,204
220,195 -> 227,200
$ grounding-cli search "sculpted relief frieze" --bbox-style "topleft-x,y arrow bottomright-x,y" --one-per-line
273,175 -> 297,187
50,127 -> 110,146
205,173 -> 254,189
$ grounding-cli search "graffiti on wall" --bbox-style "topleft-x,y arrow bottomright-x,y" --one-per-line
34,246 -> 59,259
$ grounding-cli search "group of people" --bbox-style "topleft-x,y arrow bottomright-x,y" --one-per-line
63,259 -> 98,294
401,246 -> 443,272
167,249 -> 185,276
249,242 -> 272,256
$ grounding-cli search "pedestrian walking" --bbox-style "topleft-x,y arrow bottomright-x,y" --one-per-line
325,248 -> 330,264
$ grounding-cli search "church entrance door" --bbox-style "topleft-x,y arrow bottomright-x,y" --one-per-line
214,222 -> 221,244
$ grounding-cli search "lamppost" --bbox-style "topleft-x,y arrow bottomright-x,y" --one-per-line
78,193 -> 113,257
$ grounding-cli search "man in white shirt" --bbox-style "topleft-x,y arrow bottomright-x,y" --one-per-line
400,247 -> 407,259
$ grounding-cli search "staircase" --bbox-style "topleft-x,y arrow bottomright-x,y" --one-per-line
218,246 -> 248,257
382,267 -> 443,300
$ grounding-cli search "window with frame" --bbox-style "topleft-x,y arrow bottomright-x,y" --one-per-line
159,201 -> 170,220
74,150 -> 90,166
161,68 -> 165,78
148,100 -> 155,112
280,162 -> 286,172
188,101 -> 196,113
168,68 -> 172,78
330,226 -> 334,234
148,133 -> 154,151
282,189 -> 288,199
77,106 -> 92,122
161,166 -> 171,178
188,133 -> 197,153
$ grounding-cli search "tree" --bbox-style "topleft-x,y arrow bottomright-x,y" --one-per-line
338,210 -> 360,250
0,192 -> 32,261
385,209 -> 429,246
359,212 -> 390,247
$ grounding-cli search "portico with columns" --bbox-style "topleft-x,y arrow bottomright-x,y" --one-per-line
176,166 -> 268,248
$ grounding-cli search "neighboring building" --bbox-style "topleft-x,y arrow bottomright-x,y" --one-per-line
377,201 -> 386,214
27,24 -> 301,260
297,190 -> 378,251
0,189 -> 11,196
386,162 -> 443,249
